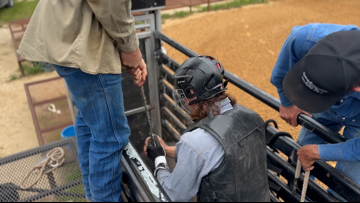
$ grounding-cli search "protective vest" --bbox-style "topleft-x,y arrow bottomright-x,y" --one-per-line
184,104 -> 270,202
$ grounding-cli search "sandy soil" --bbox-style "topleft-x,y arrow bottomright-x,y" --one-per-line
1,0 -> 360,158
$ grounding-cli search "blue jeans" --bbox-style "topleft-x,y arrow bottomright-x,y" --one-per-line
54,65 -> 130,202
297,109 -> 360,201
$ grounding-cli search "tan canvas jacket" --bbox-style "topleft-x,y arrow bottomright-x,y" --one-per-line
17,0 -> 139,74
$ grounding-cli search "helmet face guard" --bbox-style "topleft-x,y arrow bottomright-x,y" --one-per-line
173,89 -> 191,114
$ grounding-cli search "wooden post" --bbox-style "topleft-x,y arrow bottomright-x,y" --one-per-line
190,0 -> 192,12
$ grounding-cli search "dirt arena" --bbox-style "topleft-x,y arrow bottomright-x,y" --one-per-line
1,0 -> 360,158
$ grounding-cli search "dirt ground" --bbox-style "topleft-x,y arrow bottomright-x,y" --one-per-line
1,0 -> 360,158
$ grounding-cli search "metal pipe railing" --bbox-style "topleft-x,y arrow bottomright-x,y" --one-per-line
266,125 -> 360,202
154,30 -> 359,202
154,30 -> 347,144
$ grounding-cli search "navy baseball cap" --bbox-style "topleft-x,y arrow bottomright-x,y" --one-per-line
283,30 -> 360,113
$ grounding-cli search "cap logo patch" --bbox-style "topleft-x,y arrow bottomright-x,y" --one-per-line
302,72 -> 329,94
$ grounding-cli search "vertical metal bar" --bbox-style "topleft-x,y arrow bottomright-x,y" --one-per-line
144,14 -> 162,137
154,10 -> 162,31
24,83 -> 44,145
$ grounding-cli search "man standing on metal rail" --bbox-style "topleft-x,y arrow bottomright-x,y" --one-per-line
270,23 -> 360,200
144,56 -> 270,202
17,0 -> 147,202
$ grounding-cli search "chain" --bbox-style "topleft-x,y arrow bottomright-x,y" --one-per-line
141,86 -> 155,145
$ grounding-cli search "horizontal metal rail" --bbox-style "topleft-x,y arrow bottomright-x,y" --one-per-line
162,119 -> 181,142
266,125 -> 360,202
266,147 -> 338,202
154,30 -> 360,202
160,93 -> 192,125
268,171 -> 300,202
161,107 -> 187,131
124,105 -> 155,117
154,30 -> 347,144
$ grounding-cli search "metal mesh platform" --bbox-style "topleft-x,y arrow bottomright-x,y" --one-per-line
0,137 -> 86,202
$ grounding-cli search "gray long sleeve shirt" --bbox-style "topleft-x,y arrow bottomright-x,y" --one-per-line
156,98 -> 233,202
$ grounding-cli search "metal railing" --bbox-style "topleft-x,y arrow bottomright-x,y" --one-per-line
153,30 -> 360,202
8,19 -> 30,77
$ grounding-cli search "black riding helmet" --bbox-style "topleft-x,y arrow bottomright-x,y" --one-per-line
174,55 -> 228,105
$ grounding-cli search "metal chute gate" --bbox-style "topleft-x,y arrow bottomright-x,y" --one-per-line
120,4 -> 360,200
150,29 -> 360,202
126,3 -> 360,201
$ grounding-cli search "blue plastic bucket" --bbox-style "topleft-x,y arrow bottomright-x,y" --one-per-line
61,125 -> 75,139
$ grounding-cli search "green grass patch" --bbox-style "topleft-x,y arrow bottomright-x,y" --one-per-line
200,0 -> 265,12
23,62 -> 45,75
162,0 -> 266,21
9,74 -> 19,81
9,61 -> 45,81
162,11 -> 195,20
0,0 -> 39,27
